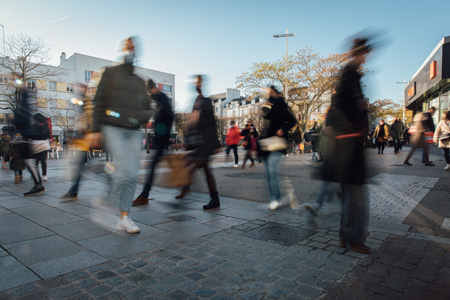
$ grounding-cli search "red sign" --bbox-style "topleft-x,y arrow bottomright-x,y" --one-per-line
408,83 -> 416,98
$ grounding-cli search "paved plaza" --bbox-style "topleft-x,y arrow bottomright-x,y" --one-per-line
0,146 -> 450,299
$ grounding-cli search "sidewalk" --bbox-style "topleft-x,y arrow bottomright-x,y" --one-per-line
0,148 -> 449,299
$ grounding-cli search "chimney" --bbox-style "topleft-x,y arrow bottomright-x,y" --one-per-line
60,52 -> 66,66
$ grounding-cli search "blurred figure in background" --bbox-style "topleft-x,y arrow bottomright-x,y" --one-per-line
259,85 -> 296,210
4,133 -> 25,184
305,121 -> 321,161
60,80 -> 97,201
404,107 -> 436,166
321,37 -> 371,254
241,119 -> 258,168
176,75 -> 221,210
372,119 -> 388,154
132,79 -> 174,206
390,116 -> 405,154
433,110 -> 450,170
0,129 -> 11,169
31,113 -> 51,181
225,120 -> 240,168
89,36 -> 152,233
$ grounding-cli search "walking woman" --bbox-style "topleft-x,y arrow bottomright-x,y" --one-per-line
433,110 -> 450,170
373,119 -> 388,154
241,119 -> 258,168
31,113 -> 51,181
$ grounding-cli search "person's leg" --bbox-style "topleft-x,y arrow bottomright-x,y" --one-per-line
67,151 -> 88,196
40,152 -> 47,176
201,159 -> 220,209
102,125 -> 141,232
422,148 -> 426,163
404,146 -> 415,165
340,184 -> 370,252
376,142 -> 381,154
232,144 -> 238,164
305,180 -> 334,215
139,143 -> 165,198
380,142 -> 385,154
264,152 -> 282,204
443,148 -> 450,164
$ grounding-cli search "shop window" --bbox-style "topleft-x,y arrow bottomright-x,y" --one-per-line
85,70 -> 93,83
66,84 -> 74,93
27,79 -> 36,90
0,114 -> 4,122
6,114 -> 14,123
49,81 -> 57,91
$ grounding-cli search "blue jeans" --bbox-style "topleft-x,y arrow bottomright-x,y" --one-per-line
340,184 -> 369,244
68,151 -> 88,195
264,151 -> 282,201
102,125 -> 141,213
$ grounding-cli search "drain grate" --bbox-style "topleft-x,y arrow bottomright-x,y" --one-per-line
226,172 -> 267,179
243,223 -> 313,247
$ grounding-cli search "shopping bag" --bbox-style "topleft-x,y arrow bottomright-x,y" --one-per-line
164,154 -> 191,188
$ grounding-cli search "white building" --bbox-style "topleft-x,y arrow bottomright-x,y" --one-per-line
0,52 -> 175,142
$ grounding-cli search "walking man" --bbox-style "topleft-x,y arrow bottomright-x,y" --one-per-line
390,116 -> 405,154
132,79 -> 174,206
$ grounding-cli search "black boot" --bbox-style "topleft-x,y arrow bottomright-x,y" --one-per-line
203,192 -> 220,210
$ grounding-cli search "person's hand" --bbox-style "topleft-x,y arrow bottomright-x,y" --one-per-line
277,129 -> 284,136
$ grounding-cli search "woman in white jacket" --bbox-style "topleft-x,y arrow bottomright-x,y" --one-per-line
433,110 -> 450,170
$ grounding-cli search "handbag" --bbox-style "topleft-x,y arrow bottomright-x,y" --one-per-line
258,136 -> 287,152
165,154 -> 192,188
241,141 -> 248,148
439,132 -> 450,142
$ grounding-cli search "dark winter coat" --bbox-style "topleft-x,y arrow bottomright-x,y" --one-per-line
5,137 -> 25,171
241,126 -> 259,150
192,95 -> 220,159
152,91 -> 174,147
322,63 -> 368,185
92,64 -> 151,132
389,121 -> 405,139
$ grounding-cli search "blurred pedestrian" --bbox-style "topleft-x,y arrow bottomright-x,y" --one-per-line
225,120 -> 240,168
390,116 -> 405,154
404,107 -> 436,166
89,36 -> 152,233
31,113 -> 51,181
259,85 -> 296,210
321,37 -> 371,254
372,119 -> 388,154
241,119 -> 258,168
433,110 -> 450,170
4,133 -> 25,184
176,75 -> 221,210
0,129 -> 11,169
132,79 -> 174,206
306,121 -> 321,161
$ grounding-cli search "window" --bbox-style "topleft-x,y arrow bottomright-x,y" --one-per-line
49,81 -> 57,91
37,98 -> 47,108
27,79 -> 36,90
0,114 -> 4,122
57,99 -> 68,109
162,84 -> 172,93
85,70 -> 93,83
168,97 -> 173,106
66,84 -> 74,93
6,114 -> 14,123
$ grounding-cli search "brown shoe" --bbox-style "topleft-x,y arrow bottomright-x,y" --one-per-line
14,175 -> 20,184
339,237 -> 347,247
19,175 -> 23,182
241,164 -> 245,169
349,243 -> 371,254
132,195 -> 149,206
249,162 -> 255,168
175,187 -> 190,199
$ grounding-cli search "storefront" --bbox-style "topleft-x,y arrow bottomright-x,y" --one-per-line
405,36 -> 450,124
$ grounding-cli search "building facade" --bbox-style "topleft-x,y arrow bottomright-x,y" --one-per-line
0,52 -> 175,142
405,36 -> 450,125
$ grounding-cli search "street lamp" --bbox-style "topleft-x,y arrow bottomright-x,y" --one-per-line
396,80 -> 408,122
273,28 -> 295,100
0,24 -> 4,57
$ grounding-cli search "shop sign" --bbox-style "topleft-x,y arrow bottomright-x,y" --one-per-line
430,60 -> 437,79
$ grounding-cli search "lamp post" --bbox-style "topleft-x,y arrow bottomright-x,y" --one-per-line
396,80 -> 408,122
273,28 -> 295,100
0,24 -> 4,57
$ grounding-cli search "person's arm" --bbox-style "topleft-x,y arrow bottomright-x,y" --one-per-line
433,121 -> 442,144
92,68 -> 111,133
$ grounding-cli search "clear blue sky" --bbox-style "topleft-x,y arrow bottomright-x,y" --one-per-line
1,0 -> 449,111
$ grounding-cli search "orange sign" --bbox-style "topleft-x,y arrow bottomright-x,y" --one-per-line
430,60 -> 437,79
408,83 -> 415,98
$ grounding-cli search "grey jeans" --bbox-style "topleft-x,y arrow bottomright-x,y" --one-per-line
102,125 -> 141,213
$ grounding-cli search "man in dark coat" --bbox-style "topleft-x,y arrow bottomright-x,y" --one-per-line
321,37 -> 371,254
390,116 -> 405,154
132,79 -> 174,206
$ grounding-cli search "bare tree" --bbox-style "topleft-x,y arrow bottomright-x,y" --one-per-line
0,33 -> 64,113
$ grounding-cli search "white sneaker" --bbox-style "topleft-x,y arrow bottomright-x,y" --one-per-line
233,164 -> 238,168
43,175 -> 48,181
268,200 -> 280,210
116,216 -> 140,233
445,164 -> 450,170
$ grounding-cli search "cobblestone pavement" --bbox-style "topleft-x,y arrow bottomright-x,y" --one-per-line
0,148 -> 449,299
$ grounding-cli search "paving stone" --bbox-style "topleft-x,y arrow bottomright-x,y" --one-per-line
127,271 -> 151,283
12,284 -> 37,297
0,214 -> 53,245
127,287 -> 150,298
116,266 -> 135,274
168,289 -> 191,299
150,282 -> 173,294
104,277 -> 125,287
186,272 -> 205,281
0,256 -> 40,292
49,285 -> 81,299
87,285 -> 111,297
78,278 -> 99,289
64,270 -> 90,282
